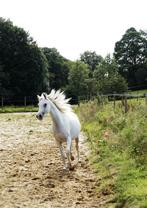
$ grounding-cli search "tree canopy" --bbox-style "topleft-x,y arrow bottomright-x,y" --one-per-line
2,18 -> 147,103
93,55 -> 128,94
114,27 -> 147,88
42,47 -> 70,90
0,18 -> 49,98
80,51 -> 103,73
67,61 -> 89,101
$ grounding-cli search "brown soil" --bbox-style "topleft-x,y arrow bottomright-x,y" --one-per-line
0,113 -> 110,208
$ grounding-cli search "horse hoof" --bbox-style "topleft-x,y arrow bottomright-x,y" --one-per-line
71,155 -> 74,161
63,166 -> 69,171
69,165 -> 75,171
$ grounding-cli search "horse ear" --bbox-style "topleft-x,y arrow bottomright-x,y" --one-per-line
43,93 -> 47,99
37,95 -> 41,100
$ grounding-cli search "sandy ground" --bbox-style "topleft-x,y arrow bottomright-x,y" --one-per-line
0,113 -> 110,208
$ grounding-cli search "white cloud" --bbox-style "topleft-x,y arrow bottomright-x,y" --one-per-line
0,0 -> 147,60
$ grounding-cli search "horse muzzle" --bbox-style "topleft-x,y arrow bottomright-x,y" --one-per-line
36,114 -> 43,120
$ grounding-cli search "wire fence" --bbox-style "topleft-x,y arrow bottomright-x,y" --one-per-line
79,93 -> 147,113
0,93 -> 147,113
0,96 -> 37,107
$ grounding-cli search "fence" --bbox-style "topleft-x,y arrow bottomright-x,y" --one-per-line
0,96 -> 37,107
95,93 -> 147,113
1,93 -> 147,113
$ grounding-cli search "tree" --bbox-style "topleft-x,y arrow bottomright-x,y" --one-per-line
67,61 -> 89,102
0,18 -> 49,98
0,63 -> 6,94
80,51 -> 103,75
42,47 -> 70,90
93,55 -> 128,94
114,27 -> 147,87
102,74 -> 128,94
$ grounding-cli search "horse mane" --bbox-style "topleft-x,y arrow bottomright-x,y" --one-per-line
46,89 -> 72,112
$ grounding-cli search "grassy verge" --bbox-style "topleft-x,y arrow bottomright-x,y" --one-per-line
129,89 -> 147,95
77,100 -> 147,208
0,106 -> 38,113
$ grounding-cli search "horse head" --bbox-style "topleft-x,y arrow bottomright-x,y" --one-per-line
36,93 -> 51,120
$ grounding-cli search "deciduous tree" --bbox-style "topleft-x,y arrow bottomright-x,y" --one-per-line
93,55 -> 128,94
80,51 -> 103,75
114,27 -> 147,87
0,18 -> 49,98
67,61 -> 89,101
42,47 -> 70,90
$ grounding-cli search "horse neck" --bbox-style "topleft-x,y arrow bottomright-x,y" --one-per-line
49,100 -> 63,126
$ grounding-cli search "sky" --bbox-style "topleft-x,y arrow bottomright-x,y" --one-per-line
0,0 -> 147,60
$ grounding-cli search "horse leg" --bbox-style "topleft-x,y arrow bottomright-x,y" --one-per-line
75,137 -> 79,165
57,142 -> 66,169
70,141 -> 74,161
70,153 -> 74,161
66,137 -> 72,170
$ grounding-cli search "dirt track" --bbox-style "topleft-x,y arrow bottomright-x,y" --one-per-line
0,113 -> 109,208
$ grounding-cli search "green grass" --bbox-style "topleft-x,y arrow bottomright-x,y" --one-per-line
78,99 -> 147,207
0,106 -> 38,113
129,89 -> 147,95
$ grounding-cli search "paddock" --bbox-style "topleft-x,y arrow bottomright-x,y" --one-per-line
0,113 -> 104,208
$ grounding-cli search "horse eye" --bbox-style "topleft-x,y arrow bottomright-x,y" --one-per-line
44,103 -> 47,108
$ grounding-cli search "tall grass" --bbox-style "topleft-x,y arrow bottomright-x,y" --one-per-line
0,106 -> 38,113
78,99 -> 147,207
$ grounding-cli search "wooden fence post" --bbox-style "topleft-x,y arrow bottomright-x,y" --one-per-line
124,95 -> 129,113
97,95 -> 101,105
145,94 -> 147,108
24,96 -> 26,107
1,97 -> 4,107
113,95 -> 116,109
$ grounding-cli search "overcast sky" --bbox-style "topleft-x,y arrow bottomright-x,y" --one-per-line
0,0 -> 147,60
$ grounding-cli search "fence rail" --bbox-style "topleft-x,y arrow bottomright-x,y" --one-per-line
0,96 -> 37,107
80,93 -> 147,113
97,93 -> 146,98
0,93 -> 147,113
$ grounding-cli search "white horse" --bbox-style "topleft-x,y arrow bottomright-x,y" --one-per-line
36,90 -> 81,170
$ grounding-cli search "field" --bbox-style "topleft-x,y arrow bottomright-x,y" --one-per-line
0,112 -> 111,208
0,98 -> 147,208
77,99 -> 147,207
0,106 -> 38,113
